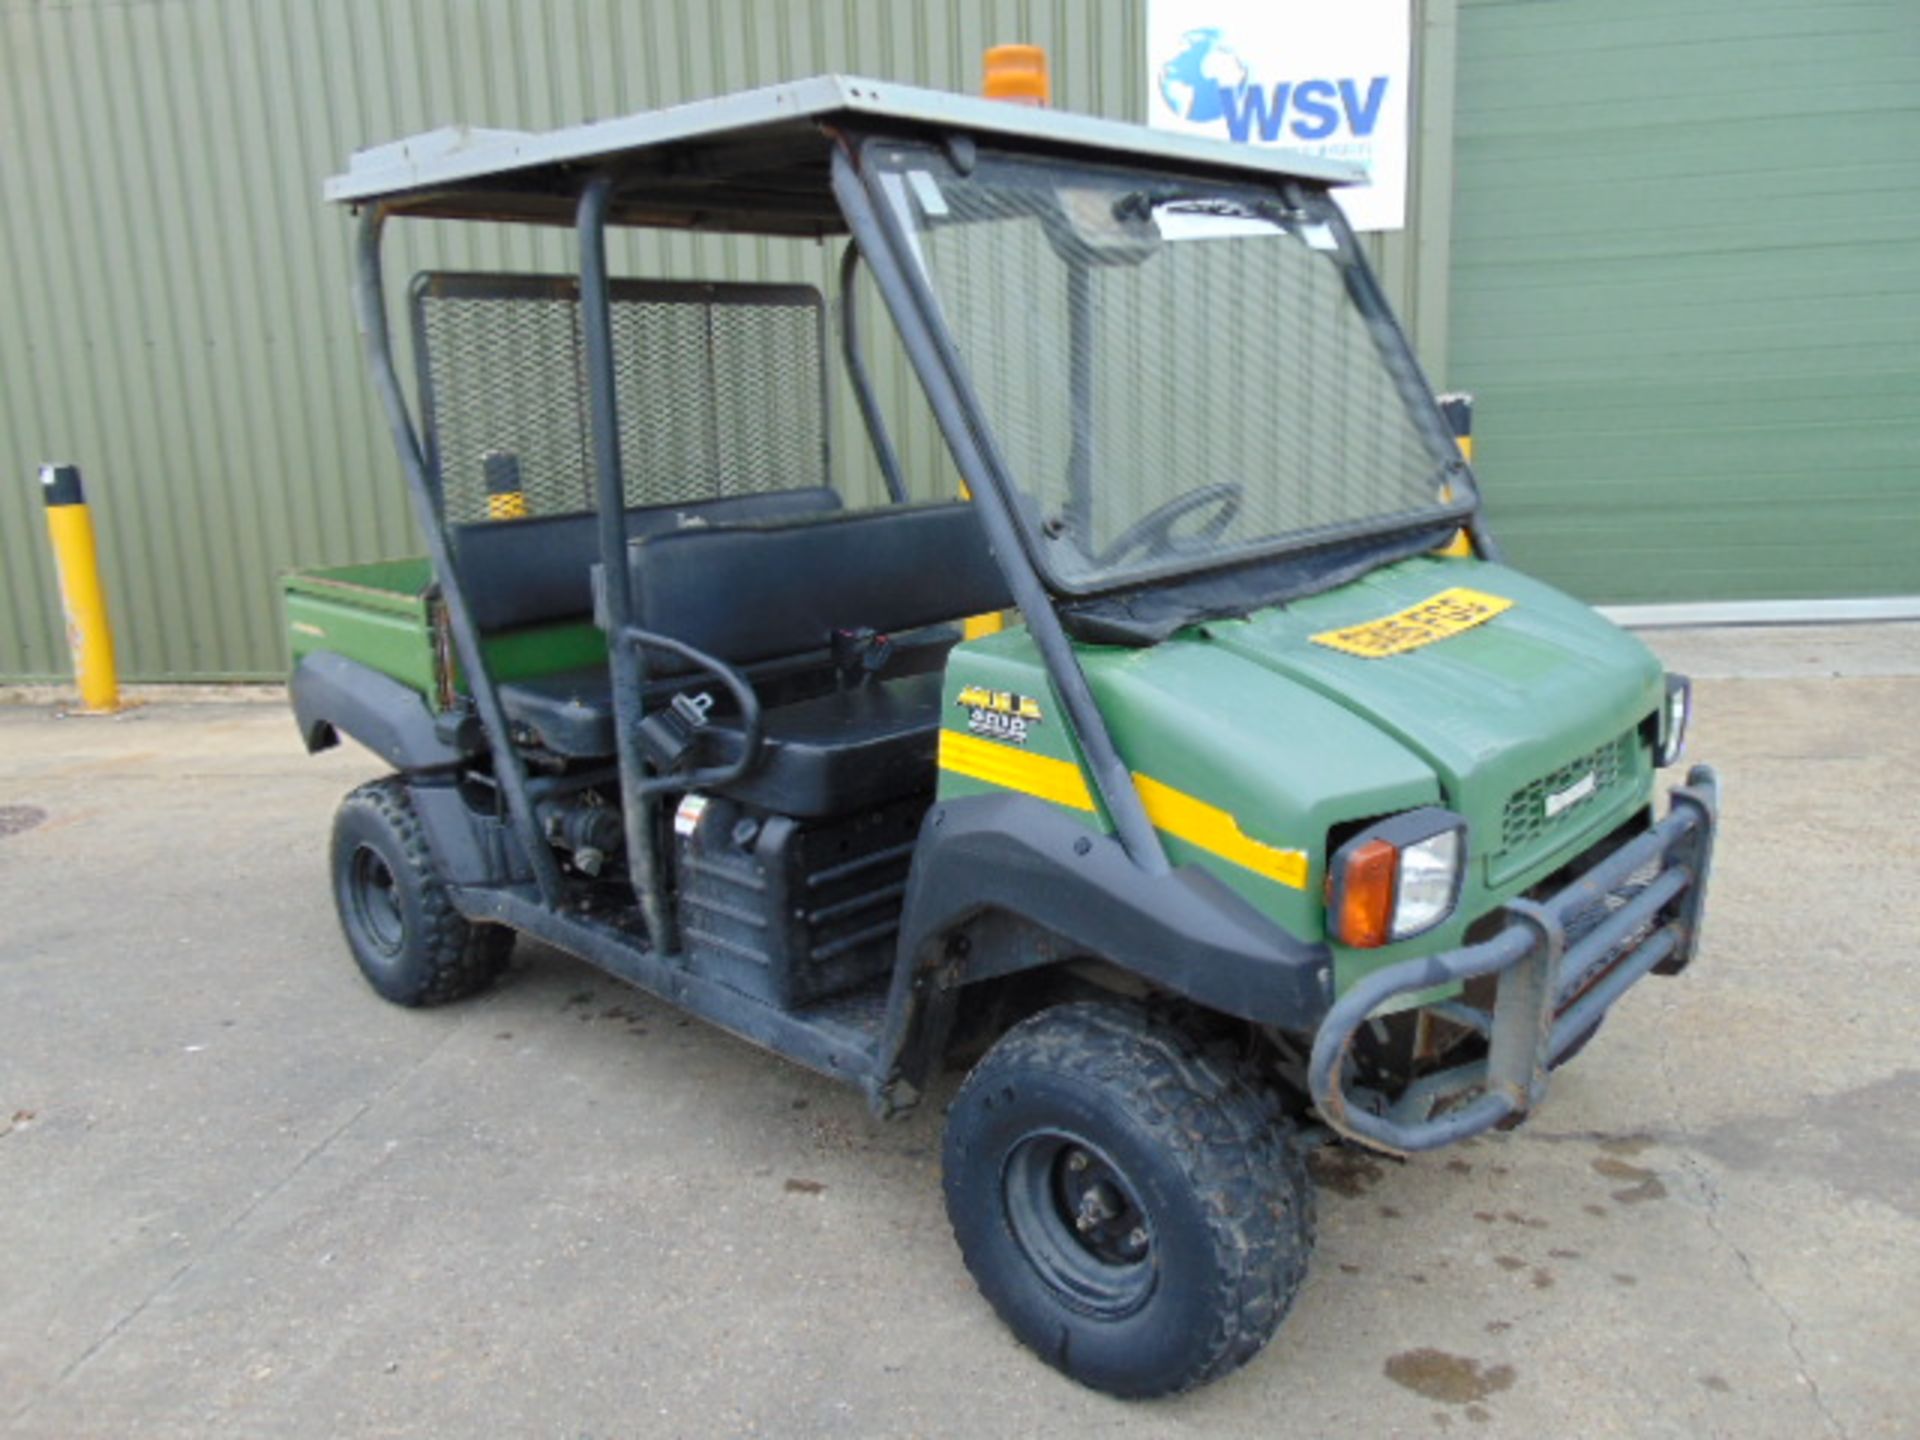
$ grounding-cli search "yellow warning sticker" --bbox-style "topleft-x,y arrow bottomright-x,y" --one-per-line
1310,587 -> 1514,659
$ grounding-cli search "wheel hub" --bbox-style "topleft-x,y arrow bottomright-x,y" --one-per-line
1002,1134 -> 1156,1315
348,844 -> 406,955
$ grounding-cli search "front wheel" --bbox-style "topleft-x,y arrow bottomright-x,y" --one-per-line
942,1002 -> 1314,1398
330,778 -> 513,1007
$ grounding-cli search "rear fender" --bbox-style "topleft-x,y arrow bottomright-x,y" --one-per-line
290,651 -> 476,771
292,654 -> 525,887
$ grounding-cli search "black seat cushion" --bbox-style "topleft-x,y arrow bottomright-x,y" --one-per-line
495,626 -> 959,759
496,669 -> 945,816
719,672 -> 945,817
494,668 -> 620,757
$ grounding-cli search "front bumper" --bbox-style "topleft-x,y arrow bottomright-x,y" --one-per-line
1307,764 -> 1718,1154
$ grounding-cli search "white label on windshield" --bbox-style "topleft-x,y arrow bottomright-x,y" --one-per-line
906,169 -> 949,216
1154,202 -> 1269,243
877,172 -> 934,284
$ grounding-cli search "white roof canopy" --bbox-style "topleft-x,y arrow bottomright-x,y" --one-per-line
327,74 -> 1364,233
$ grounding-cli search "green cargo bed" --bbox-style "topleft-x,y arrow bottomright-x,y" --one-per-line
283,558 -> 606,700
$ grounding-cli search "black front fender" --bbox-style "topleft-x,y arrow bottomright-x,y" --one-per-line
896,793 -> 1333,1029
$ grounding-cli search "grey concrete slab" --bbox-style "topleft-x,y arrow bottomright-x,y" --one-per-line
1,654 -> 1914,1438
1633,620 -> 1920,681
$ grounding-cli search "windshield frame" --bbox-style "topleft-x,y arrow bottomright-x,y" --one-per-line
854,134 -> 1480,600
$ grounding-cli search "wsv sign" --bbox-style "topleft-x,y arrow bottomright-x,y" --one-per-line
1151,17 -> 1409,231
1220,78 -> 1390,143
1156,29 -> 1390,144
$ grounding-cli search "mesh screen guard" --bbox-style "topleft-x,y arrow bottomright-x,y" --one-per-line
411,273 -> 830,524
872,145 -> 1469,593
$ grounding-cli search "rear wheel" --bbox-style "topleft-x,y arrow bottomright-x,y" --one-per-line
942,1001 -> 1313,1398
330,778 -> 512,1006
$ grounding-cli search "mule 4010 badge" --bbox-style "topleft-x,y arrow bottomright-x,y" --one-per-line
957,685 -> 1044,745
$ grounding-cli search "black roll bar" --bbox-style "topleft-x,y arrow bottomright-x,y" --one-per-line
351,206 -> 566,906
829,141 -> 1171,877
577,174 -> 677,954
837,242 -> 910,505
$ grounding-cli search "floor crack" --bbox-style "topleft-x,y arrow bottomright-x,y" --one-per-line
1654,1024 -> 1845,1440
7,1014 -> 478,1433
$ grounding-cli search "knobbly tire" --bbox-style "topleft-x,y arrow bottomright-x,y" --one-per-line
330,778 -> 513,1007
942,1001 -> 1314,1398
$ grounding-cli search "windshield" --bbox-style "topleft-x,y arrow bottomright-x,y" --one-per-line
871,144 -> 1471,593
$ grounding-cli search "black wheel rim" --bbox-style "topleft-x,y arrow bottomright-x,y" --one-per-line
347,844 -> 406,956
1002,1131 -> 1156,1318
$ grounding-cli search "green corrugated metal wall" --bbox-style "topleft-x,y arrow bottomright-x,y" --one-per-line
1447,0 -> 1920,604
0,0 -> 1458,682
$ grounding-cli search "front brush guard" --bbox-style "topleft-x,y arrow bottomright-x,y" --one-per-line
1307,764 -> 1718,1155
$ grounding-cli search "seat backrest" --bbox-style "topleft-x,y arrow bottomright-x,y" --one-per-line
624,502 -> 1014,666
453,487 -> 841,633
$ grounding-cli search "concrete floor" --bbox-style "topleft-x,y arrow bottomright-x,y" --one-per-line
2,625 -> 1916,1438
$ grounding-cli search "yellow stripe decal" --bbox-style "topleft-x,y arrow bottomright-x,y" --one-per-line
938,729 -> 1095,812
1132,773 -> 1310,890
938,730 -> 1308,890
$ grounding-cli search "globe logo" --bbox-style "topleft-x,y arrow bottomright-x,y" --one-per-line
1157,29 -> 1252,125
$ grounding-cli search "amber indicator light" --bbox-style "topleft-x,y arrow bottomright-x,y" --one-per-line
1333,838 -> 1397,948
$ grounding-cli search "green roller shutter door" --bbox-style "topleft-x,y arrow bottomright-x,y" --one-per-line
1447,0 -> 1920,606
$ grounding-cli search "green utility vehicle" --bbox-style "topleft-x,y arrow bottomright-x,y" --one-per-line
289,76 -> 1717,1397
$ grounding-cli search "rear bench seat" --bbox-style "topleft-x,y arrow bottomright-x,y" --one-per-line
453,487 -> 841,635
459,487 -> 846,756
496,501 -> 1013,816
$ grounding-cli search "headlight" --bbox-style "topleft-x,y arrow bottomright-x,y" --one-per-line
1658,673 -> 1692,767
1326,809 -> 1468,948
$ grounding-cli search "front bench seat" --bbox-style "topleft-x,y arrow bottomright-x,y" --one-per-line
617,501 -> 1012,816
495,626 -> 959,760
499,502 -> 1011,815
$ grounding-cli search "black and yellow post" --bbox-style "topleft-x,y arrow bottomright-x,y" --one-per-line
483,451 -> 528,520
38,463 -> 122,713
1435,393 -> 1475,559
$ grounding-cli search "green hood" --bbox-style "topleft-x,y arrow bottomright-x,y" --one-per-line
1069,555 -> 1665,955
944,554 -> 1668,976
1207,556 -> 1663,817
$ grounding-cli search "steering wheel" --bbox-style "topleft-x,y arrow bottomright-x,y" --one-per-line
1092,482 -> 1244,568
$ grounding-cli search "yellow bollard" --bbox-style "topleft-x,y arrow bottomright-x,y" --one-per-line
1435,393 -> 1475,559
39,463 -> 122,713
